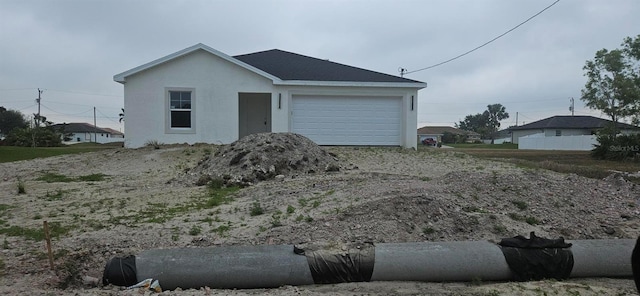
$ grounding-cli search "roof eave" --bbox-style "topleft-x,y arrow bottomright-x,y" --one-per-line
274,80 -> 428,89
113,43 -> 282,84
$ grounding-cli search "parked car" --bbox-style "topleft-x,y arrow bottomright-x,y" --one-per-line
422,138 -> 437,146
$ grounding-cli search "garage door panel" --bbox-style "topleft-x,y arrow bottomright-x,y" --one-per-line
291,95 -> 402,145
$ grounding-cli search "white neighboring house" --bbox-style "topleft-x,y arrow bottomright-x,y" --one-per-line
113,43 -> 427,149
509,115 -> 640,150
52,123 -> 124,144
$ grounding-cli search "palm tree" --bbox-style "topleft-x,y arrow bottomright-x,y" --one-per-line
118,108 -> 125,123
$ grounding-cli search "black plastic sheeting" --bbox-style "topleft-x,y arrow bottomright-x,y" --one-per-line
632,236 -> 640,292
294,244 -> 375,284
102,255 -> 137,287
499,232 -> 574,281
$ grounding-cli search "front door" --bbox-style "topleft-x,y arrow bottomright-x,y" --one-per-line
238,93 -> 271,139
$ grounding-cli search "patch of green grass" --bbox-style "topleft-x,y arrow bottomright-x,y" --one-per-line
38,173 -> 74,183
133,186 -> 239,224
37,172 -> 108,183
270,211 -> 283,227
200,186 -> 239,208
298,198 -> 308,207
0,221 -> 71,241
456,149 -> 640,183
508,212 -> 541,225
286,205 -> 295,214
76,173 -> 107,182
207,178 -> 225,190
0,144 -> 117,163
447,143 -> 518,149
211,224 -> 230,235
250,201 -> 264,216
525,216 -> 541,225
511,200 -> 528,210
189,225 -> 202,235
0,204 -> 11,217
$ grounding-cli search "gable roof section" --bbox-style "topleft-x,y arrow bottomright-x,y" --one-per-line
114,44 -> 426,88
114,43 -> 279,84
417,126 -> 480,136
233,49 -> 423,84
509,115 -> 639,131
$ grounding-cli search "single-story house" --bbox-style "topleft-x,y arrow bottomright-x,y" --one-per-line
417,126 -> 481,144
51,122 -> 125,144
510,115 -> 640,150
485,129 -> 511,144
509,115 -> 640,144
113,43 -> 427,149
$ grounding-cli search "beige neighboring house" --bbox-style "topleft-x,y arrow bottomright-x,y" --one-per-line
417,126 -> 481,144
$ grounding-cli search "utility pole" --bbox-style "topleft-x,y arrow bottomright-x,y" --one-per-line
569,97 -> 574,116
93,107 -> 97,143
35,88 -> 43,126
515,112 -> 518,126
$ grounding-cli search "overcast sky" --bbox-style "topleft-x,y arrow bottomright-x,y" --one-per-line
1,0 -> 639,132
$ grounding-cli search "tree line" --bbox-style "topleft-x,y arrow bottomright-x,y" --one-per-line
455,35 -> 639,160
0,107 -> 65,147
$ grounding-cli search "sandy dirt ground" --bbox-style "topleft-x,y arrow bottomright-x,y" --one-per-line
0,137 -> 639,295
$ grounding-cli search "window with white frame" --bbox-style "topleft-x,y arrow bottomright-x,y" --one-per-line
168,90 -> 193,129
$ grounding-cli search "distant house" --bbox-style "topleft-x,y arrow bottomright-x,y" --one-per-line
486,129 -> 512,144
51,123 -> 124,144
509,115 -> 640,150
417,126 -> 481,144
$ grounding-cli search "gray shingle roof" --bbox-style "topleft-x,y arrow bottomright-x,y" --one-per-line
51,123 -> 112,134
233,49 -> 422,83
509,115 -> 639,130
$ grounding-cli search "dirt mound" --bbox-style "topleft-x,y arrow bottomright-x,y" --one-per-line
191,133 -> 340,186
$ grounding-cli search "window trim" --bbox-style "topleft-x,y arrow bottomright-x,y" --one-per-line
165,87 -> 196,134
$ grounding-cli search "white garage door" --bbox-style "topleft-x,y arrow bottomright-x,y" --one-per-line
291,95 -> 402,145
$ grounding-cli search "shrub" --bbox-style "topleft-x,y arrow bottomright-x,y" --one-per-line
250,201 -> 264,216
591,133 -> 640,161
5,126 -> 63,147
17,180 -> 25,194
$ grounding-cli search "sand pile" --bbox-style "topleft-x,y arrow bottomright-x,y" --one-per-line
191,133 -> 340,186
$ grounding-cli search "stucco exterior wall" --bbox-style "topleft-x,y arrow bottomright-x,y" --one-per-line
123,50 -> 274,148
511,130 -> 542,144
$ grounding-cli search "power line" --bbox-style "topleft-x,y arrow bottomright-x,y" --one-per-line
41,103 -> 93,116
46,89 -> 122,97
96,108 -> 121,124
403,0 -> 560,75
